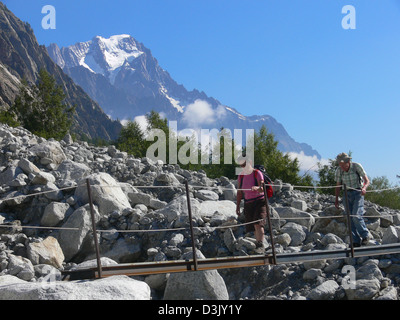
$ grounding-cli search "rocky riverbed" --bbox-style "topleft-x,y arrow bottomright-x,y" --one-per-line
0,123 -> 399,300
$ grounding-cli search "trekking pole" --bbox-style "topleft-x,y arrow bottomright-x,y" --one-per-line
343,184 -> 355,258
263,182 -> 277,264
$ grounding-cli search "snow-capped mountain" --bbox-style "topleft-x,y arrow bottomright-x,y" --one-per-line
47,34 -> 320,158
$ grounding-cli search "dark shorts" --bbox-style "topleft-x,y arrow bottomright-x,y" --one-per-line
243,197 -> 267,232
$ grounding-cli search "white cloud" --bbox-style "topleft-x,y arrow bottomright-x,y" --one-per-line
182,99 -> 226,128
287,151 -> 330,174
133,115 -> 148,133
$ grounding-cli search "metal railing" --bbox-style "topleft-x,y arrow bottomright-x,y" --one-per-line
1,178 -> 400,280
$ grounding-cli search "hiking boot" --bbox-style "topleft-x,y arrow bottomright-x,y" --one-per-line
254,241 -> 265,254
361,236 -> 370,246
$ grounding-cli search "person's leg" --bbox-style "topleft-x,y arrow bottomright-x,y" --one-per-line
254,224 -> 265,243
351,192 -> 370,244
254,200 -> 267,252
346,191 -> 361,245
243,202 -> 255,234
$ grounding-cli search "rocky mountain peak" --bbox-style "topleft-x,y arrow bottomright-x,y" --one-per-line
47,34 -> 321,159
0,4 -> 122,141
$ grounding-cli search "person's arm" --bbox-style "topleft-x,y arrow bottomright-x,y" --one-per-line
236,177 -> 243,216
251,170 -> 264,192
361,175 -> 370,196
355,162 -> 369,196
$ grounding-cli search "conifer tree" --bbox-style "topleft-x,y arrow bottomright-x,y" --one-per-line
6,69 -> 74,139
116,120 -> 146,158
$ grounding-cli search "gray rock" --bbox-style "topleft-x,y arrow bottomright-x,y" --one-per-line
281,222 -> 306,246
29,141 -> 66,166
303,260 -> 326,271
7,254 -> 35,281
70,257 -> 118,270
97,238 -> 141,263
222,182 -> 237,201
307,280 -> 339,300
75,173 -> 131,215
223,228 -> 236,253
375,286 -> 398,300
356,260 -> 383,281
345,278 -> 381,300
194,189 -> 219,201
18,158 -> 40,175
291,199 -> 307,211
303,268 -> 322,280
163,251 -> 229,300
275,207 -> 314,230
156,195 -> 201,223
0,275 -> 27,286
57,204 -> 100,261
0,166 -> 23,186
275,233 -> 291,248
199,200 -> 236,220
382,226 -> 400,244
0,275 -> 150,300
31,171 -> 56,185
57,160 -> 91,182
27,236 -> 64,268
41,202 -> 72,227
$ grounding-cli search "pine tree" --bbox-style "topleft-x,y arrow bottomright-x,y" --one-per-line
248,125 -> 310,185
116,120 -> 146,158
7,69 -> 74,139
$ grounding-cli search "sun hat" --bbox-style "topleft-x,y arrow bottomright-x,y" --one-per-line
336,152 -> 352,164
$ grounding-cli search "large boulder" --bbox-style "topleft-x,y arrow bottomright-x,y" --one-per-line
307,280 -> 339,300
41,202 -> 72,227
381,226 -> 400,244
0,275 -> 151,300
311,206 -> 348,239
199,200 -> 236,221
57,204 -> 100,261
163,251 -> 229,300
281,222 -> 306,246
75,173 -> 131,215
345,278 -> 381,300
29,141 -> 66,166
26,236 -> 65,268
56,160 -> 91,182
6,254 -> 35,281
274,206 -> 315,230
156,195 -> 201,225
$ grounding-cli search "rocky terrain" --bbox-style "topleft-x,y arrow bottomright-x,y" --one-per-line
0,123 -> 400,300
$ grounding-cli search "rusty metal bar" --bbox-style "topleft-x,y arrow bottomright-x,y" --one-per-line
263,182 -> 276,264
343,184 -> 355,258
86,178 -> 102,278
63,254 -> 275,280
62,243 -> 400,280
184,180 -> 198,271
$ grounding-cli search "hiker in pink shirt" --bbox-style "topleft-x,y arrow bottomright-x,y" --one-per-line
236,157 -> 267,254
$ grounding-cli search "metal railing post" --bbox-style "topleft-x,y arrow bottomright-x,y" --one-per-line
263,182 -> 277,264
86,178 -> 103,278
184,180 -> 198,271
343,184 -> 355,258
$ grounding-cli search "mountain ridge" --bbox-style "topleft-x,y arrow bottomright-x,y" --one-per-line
0,2 -> 122,141
47,34 -> 321,159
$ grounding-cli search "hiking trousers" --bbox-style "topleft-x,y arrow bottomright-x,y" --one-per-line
345,190 -> 369,244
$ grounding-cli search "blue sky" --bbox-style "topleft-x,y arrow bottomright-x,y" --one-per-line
3,0 -> 400,184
